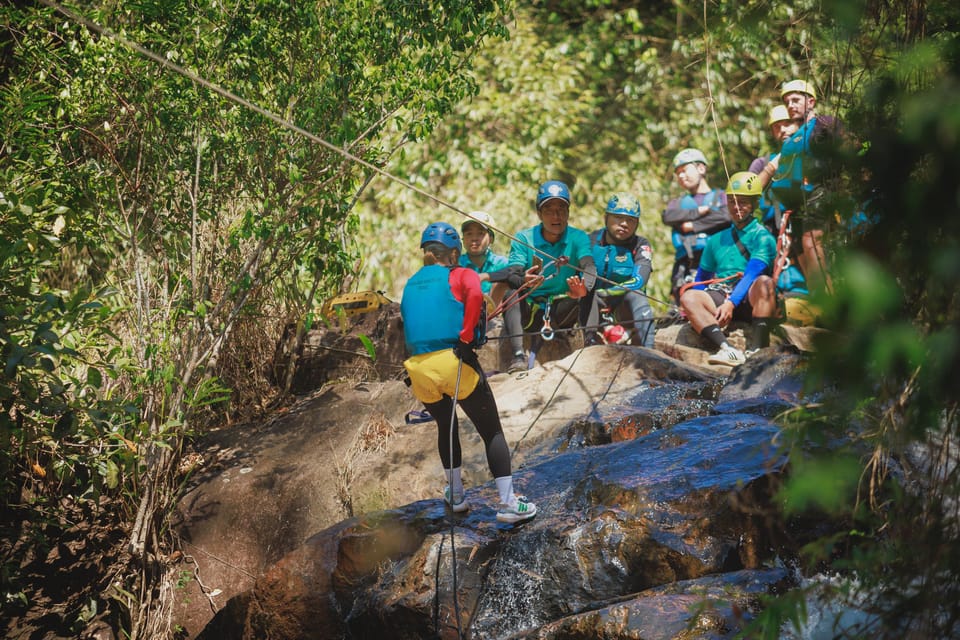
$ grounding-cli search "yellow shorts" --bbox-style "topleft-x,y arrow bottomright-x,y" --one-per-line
404,349 -> 480,404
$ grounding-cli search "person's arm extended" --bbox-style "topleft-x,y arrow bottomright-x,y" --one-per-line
450,268 -> 484,344
691,266 -> 714,290
577,255 -> 597,291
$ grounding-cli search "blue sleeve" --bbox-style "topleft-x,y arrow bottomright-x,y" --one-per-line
692,266 -> 714,290
729,258 -> 768,306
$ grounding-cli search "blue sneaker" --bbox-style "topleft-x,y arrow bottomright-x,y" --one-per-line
496,496 -> 537,523
444,487 -> 469,513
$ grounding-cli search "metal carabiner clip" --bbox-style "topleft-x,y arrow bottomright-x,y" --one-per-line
540,320 -> 555,341
540,301 -> 555,341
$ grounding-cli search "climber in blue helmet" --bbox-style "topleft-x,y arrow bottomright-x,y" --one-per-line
400,221 -> 536,524
587,192 -> 657,348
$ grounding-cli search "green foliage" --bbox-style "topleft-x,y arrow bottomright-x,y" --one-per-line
2,0 -> 509,634
355,0 -> 860,307
779,453 -> 862,516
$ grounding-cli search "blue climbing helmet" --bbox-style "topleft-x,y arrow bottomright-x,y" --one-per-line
536,180 -> 571,210
420,222 -> 461,252
605,192 -> 641,218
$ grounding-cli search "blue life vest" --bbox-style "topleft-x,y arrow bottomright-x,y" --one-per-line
671,191 -> 718,260
401,265 -> 464,355
590,230 -> 636,283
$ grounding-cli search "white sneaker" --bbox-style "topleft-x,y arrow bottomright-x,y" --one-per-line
496,495 -> 537,523
707,345 -> 746,366
444,487 -> 469,513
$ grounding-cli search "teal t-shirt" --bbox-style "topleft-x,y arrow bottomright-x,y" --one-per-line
507,224 -> 593,299
699,218 -> 776,280
458,248 -> 508,295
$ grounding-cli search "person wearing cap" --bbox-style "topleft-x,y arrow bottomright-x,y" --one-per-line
587,192 -> 657,348
504,180 -> 599,363
661,148 -> 732,306
458,211 -> 527,373
401,222 -> 537,524
761,79 -> 843,291
679,172 -> 778,367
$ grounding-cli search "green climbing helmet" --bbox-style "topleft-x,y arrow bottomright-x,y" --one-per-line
604,192 -> 641,218
726,171 -> 763,197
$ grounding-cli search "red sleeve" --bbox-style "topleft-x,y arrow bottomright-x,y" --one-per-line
449,267 -> 483,344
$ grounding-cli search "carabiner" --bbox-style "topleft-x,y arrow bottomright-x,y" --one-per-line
540,321 -> 555,341
540,300 -> 555,341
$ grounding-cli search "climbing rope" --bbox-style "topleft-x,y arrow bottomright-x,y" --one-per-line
677,272 -> 742,299
772,209 -> 793,285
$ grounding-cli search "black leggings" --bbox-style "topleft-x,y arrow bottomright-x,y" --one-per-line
423,371 -> 511,478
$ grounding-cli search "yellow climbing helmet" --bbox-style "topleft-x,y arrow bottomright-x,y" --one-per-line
727,171 -> 763,197
780,79 -> 816,100
767,104 -> 791,126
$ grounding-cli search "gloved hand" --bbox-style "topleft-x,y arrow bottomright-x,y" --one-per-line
453,341 -> 480,368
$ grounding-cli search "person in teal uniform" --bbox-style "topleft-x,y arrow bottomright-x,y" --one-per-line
459,211 -> 527,373
504,180 -> 598,366
765,79 -> 843,291
587,192 -> 656,348
679,172 -> 778,367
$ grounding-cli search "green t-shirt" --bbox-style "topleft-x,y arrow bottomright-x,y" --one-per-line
458,248 -> 508,295
507,224 -> 592,299
699,217 -> 776,280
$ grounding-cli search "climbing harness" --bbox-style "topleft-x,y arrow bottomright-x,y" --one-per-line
677,272 -> 742,299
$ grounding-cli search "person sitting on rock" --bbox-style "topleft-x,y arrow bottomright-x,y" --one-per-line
587,192 -> 656,348
503,180 -> 599,364
400,221 -> 536,524
679,172 -> 778,367
458,211 -> 527,374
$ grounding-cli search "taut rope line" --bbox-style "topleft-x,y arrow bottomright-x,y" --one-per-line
40,0 -> 672,309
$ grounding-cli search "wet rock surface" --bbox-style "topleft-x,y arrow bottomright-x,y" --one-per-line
173,304 -> 827,639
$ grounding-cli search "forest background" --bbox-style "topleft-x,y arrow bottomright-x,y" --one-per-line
2,0 -> 959,638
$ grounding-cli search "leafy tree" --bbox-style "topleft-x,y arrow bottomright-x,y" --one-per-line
1,0 -> 509,635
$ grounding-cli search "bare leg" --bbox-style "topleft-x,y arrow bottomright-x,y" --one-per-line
799,229 -> 832,293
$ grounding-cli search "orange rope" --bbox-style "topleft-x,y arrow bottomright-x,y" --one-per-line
677,272 -> 742,299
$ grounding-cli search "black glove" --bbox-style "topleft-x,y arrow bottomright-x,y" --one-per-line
453,341 -> 480,369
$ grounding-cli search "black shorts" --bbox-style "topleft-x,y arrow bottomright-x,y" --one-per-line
705,288 -> 754,322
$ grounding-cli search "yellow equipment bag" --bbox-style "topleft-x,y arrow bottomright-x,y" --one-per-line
783,296 -> 821,326
320,291 -> 392,319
